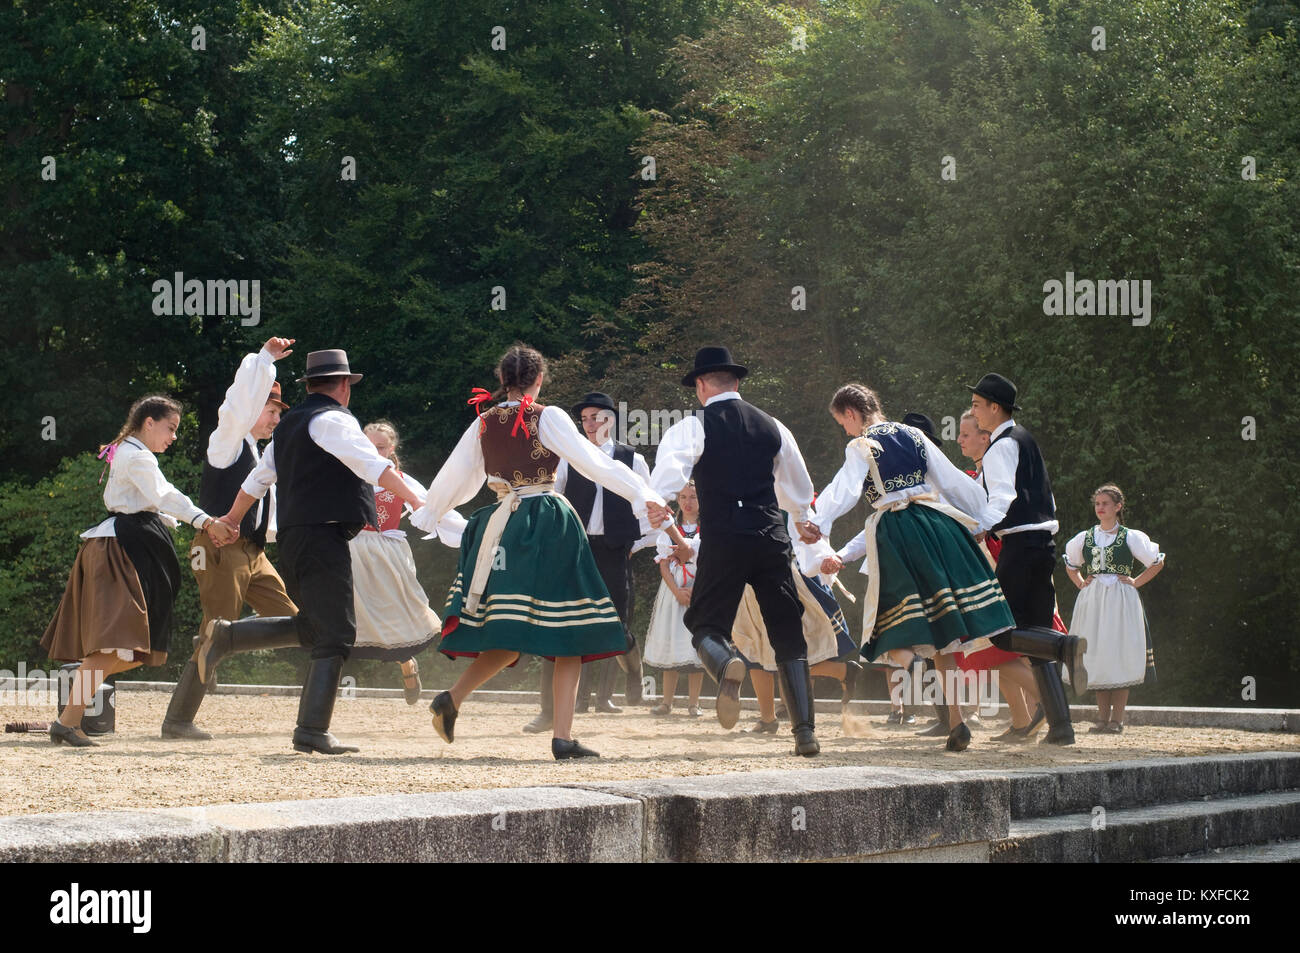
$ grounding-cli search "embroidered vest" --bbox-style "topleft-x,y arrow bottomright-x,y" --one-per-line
480,404 -> 558,487
364,472 -> 404,533
858,422 -> 928,506
1084,525 -> 1134,576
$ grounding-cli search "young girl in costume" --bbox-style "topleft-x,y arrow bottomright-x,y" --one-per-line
348,421 -> 440,703
1064,484 -> 1164,733
812,384 -> 1016,751
411,345 -> 677,759
644,482 -> 704,716
42,396 -> 234,746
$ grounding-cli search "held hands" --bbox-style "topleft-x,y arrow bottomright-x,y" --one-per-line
796,520 -> 822,544
674,588 -> 691,608
820,555 -> 844,575
263,337 -> 295,361
672,540 -> 694,565
646,501 -> 670,529
207,516 -> 240,547
974,531 -> 987,544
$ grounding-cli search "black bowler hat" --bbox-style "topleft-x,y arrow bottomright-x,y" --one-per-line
680,346 -> 749,387
902,412 -> 943,448
295,348 -> 363,384
967,373 -> 1021,411
571,392 -> 617,417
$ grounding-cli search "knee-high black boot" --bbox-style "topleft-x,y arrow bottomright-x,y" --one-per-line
621,642 -> 644,706
777,659 -> 820,756
292,656 -> 359,754
695,632 -> 746,729
1032,659 -> 1075,745
194,616 -> 301,684
995,626 -> 1089,695
161,661 -> 211,740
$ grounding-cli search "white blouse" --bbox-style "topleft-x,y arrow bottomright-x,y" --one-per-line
82,437 -> 208,538
811,426 -> 991,536
648,392 -> 815,521
410,402 -> 667,541
1064,525 -> 1164,587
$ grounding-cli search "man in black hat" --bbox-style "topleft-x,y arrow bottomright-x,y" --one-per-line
162,336 -> 301,740
214,348 -> 425,754
647,347 -> 821,756
522,392 -> 652,731
969,372 -> 1087,746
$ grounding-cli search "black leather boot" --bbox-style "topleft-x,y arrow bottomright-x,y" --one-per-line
292,656 -> 359,754
841,660 -> 861,709
161,660 -> 212,740
524,658 -> 554,733
195,616 -> 300,684
1033,659 -> 1075,745
1001,627 -> 1089,695
695,632 -> 746,729
777,659 -> 820,756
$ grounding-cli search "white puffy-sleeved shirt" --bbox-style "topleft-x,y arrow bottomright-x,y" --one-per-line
82,437 -> 209,538
555,438 -> 653,537
976,419 -> 1059,535
240,409 -> 395,502
811,425 -> 992,538
648,392 -> 815,522
1064,525 -> 1164,588
409,401 -> 667,542
206,347 -> 278,540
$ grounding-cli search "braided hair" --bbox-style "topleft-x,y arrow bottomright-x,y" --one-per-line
100,394 -> 183,455
493,344 -> 548,398
828,383 -> 886,424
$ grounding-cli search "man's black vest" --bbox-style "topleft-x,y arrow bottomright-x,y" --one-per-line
273,392 -> 377,532
692,397 -> 788,541
565,442 -> 641,546
983,424 -> 1055,532
200,440 -> 271,548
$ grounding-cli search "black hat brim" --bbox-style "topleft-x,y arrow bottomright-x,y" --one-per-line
681,363 -> 749,387
966,384 -> 1020,411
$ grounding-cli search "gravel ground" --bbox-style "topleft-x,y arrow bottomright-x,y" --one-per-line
2,690 -> 1295,817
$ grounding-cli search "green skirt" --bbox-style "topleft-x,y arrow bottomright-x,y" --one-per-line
863,505 -> 1015,662
438,494 -> 628,662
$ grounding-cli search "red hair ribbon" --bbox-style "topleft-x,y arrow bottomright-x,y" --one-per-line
468,387 -> 493,434
96,443 -> 117,484
511,394 -> 535,438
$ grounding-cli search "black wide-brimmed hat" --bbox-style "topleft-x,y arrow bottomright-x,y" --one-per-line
295,348 -> 363,384
967,373 -> 1021,411
570,392 -> 617,417
902,412 -> 943,448
680,346 -> 748,387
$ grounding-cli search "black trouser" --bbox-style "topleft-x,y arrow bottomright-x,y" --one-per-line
685,531 -> 807,664
277,523 -> 361,661
992,531 -> 1058,630
575,536 -> 635,705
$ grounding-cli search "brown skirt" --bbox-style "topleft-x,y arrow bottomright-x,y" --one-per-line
40,537 -> 158,663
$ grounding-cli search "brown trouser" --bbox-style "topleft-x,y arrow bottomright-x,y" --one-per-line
191,531 -> 298,632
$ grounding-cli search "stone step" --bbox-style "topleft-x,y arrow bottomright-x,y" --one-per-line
1153,839 -> 1300,863
1004,752 -> 1300,818
992,790 -> 1300,863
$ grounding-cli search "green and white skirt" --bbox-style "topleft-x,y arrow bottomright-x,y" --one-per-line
863,505 -> 1015,662
438,494 -> 628,662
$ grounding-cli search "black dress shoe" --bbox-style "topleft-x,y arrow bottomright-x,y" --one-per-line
431,691 -> 458,744
593,698 -> 622,714
552,738 -> 600,759
945,722 -> 972,752
748,719 -> 779,734
49,721 -> 97,747
901,712 -> 916,725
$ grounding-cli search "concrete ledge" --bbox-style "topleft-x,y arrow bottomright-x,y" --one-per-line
574,767 -> 1009,862
3,753 -> 1297,863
